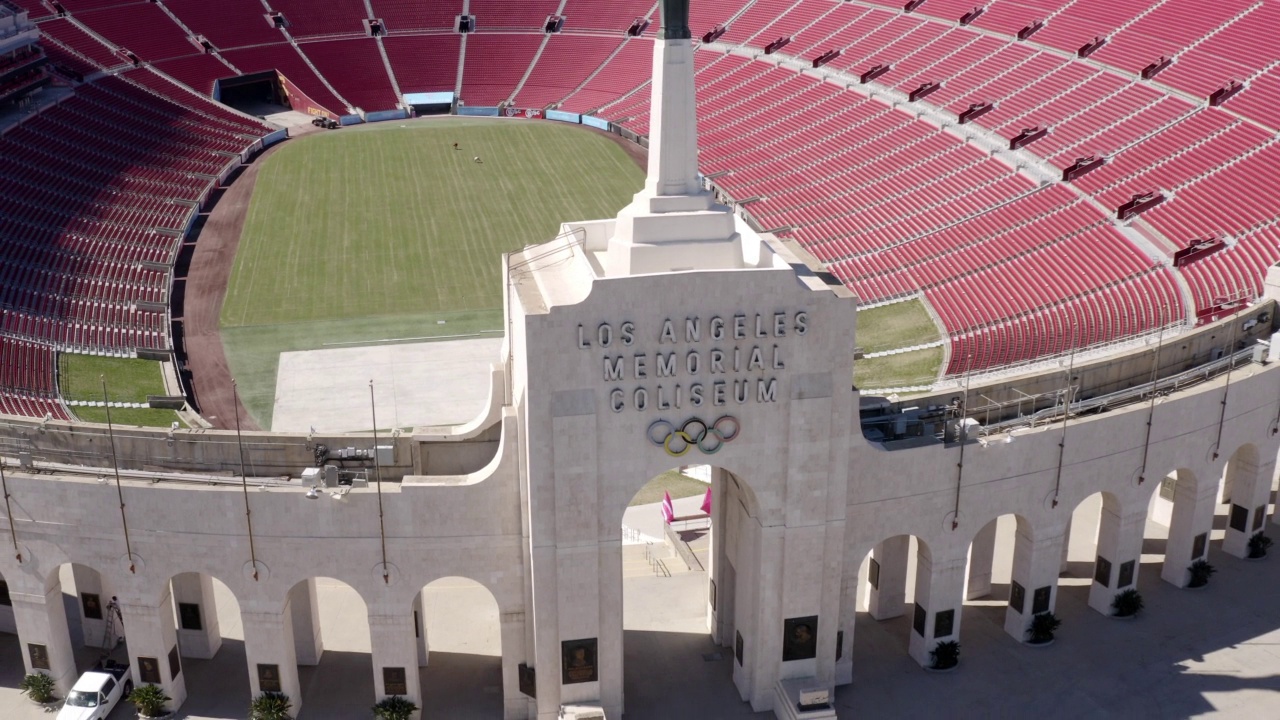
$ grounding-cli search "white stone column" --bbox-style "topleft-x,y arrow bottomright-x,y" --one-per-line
242,608 -> 302,716
118,593 -> 189,711
289,578 -> 323,666
171,573 -> 221,660
707,468 -> 731,645
11,582 -> 77,696
1161,472 -> 1218,586
867,536 -> 909,620
1223,453 -> 1273,558
1087,498 -> 1147,615
369,612 -> 422,716
834,563 -> 856,687
1003,528 -> 1065,642
906,550 -> 966,668
966,522 -> 997,600
411,591 -> 428,667
500,610 -> 527,720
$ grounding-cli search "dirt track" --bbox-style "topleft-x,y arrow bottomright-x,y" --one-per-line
180,119 -> 647,432
180,142 -> 285,431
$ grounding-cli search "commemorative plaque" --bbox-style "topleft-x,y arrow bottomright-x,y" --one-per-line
81,592 -> 103,620
383,666 -> 407,695
561,638 -> 598,684
138,656 -> 161,684
1255,505 -> 1267,532
1094,555 -> 1112,587
782,616 -> 817,661
0,579 -> 9,606
257,663 -> 282,693
168,644 -> 182,680
518,663 -> 536,698
1192,532 -> 1208,561
912,603 -> 927,637
1009,581 -> 1026,614
1032,586 -> 1052,615
1117,560 -> 1135,589
28,643 -> 50,670
934,609 -> 955,639
735,631 -> 743,666
1230,504 -> 1249,532
179,602 -> 202,631
869,557 -> 881,589
835,630 -> 844,661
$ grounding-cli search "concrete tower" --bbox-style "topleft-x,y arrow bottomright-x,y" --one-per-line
603,0 -> 752,275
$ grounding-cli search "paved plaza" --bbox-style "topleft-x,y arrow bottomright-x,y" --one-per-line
271,337 -> 502,433
2,496 -> 1279,718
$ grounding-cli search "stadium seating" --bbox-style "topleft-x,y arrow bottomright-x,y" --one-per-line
4,0 -> 1277,420
0,338 -> 70,421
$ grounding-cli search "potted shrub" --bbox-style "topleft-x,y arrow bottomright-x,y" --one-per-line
373,695 -> 419,720
1186,558 -> 1216,588
1027,611 -> 1061,645
1111,588 -> 1144,618
128,682 -> 171,719
1247,532 -> 1273,559
251,691 -> 294,720
928,639 -> 960,670
19,671 -> 58,706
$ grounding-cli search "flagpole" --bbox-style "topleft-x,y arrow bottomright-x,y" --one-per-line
370,381 -> 390,583
0,458 -> 20,562
102,376 -> 136,573
233,380 -> 260,581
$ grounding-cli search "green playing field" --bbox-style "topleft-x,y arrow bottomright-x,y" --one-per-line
217,117 -> 945,426
220,118 -> 646,425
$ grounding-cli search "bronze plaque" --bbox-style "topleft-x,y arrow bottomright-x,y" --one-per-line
138,656 -> 161,684
413,610 -> 421,639
709,579 -> 717,611
735,631 -> 743,666
1094,555 -> 1112,587
1117,560 -> 1136,589
518,662 -> 536,698
934,609 -> 955,639
869,557 -> 881,590
1032,586 -> 1052,615
1230,504 -> 1249,532
0,580 -> 9,606
561,638 -> 597,684
383,666 -> 407,695
81,592 -> 103,620
1254,505 -> 1267,532
912,603 -> 927,637
178,602 -> 202,631
257,663 -> 282,693
168,644 -> 181,680
28,643 -> 50,670
1192,532 -> 1208,561
1009,581 -> 1025,614
835,630 -> 844,661
782,616 -> 817,661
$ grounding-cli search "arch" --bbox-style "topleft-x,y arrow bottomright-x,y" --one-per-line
283,576 -> 373,718
603,461 -> 761,538
163,572 -> 251,717
413,576 -> 505,719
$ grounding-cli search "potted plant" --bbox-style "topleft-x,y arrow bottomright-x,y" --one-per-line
928,639 -> 960,670
373,695 -> 419,720
1247,532 -> 1273,559
128,682 -> 171,719
1111,588 -> 1144,618
19,671 -> 58,706
251,691 -> 294,720
1186,558 -> 1216,588
1027,611 -> 1061,645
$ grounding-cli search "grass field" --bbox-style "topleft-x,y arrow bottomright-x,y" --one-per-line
629,470 -> 711,506
222,118 -> 645,425
851,299 -> 944,388
854,347 -> 945,390
58,354 -> 181,427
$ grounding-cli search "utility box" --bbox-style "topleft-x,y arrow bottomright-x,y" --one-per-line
376,445 -> 395,465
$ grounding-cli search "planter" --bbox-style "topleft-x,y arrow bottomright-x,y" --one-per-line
1185,582 -> 1208,590
924,663 -> 958,673
1110,613 -> 1137,620
1026,637 -> 1055,647
139,713 -> 175,720
31,699 -> 60,709
1245,554 -> 1266,561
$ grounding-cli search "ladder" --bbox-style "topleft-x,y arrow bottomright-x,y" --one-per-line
100,596 -> 124,659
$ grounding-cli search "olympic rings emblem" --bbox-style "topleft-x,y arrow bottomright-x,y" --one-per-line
647,416 -> 740,457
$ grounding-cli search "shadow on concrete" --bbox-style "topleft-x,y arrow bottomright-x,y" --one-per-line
297,650 -> 374,719
418,651 -> 503,719
623,629 -> 766,719
179,639 -> 251,719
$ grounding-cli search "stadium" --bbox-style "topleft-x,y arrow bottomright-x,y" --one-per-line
0,0 -> 1278,718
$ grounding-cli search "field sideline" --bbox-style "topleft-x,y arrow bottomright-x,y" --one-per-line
219,118 -> 645,425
